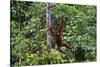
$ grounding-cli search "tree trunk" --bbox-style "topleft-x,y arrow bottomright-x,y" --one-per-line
46,3 -> 52,51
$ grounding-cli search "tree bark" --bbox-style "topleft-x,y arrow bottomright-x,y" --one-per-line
46,3 -> 52,51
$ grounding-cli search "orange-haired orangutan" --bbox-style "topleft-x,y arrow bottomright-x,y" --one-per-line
48,14 -> 71,53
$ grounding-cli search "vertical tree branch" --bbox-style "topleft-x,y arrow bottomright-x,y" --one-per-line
46,3 -> 52,51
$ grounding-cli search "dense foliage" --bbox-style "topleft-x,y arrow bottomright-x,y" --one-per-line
10,1 -> 96,66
